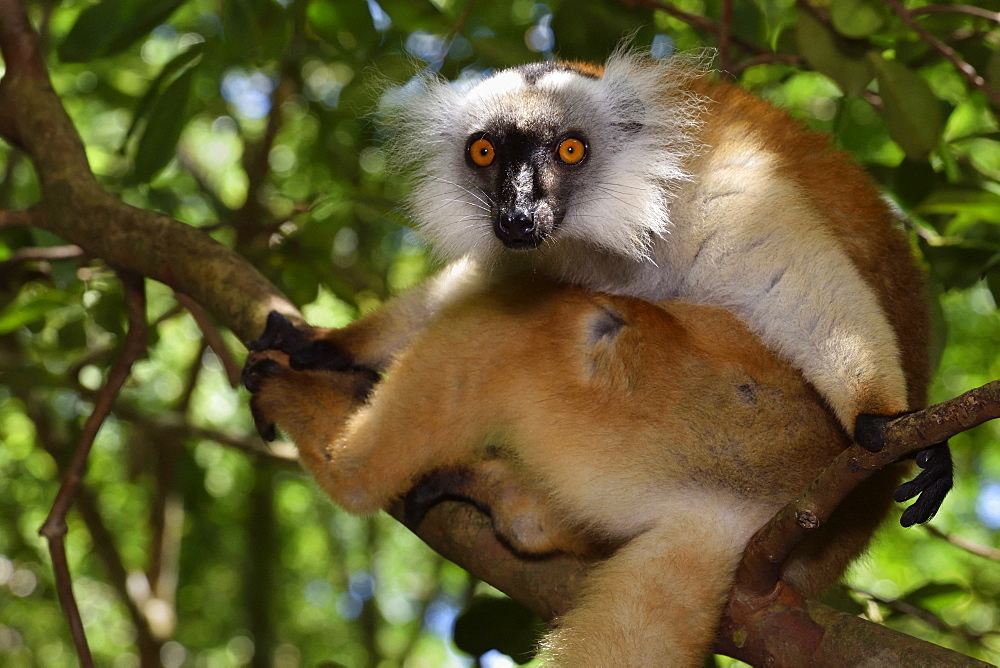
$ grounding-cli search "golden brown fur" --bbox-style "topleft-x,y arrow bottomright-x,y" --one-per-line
246,279 -> 904,665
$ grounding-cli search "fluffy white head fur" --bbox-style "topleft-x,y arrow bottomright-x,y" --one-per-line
380,49 -> 708,273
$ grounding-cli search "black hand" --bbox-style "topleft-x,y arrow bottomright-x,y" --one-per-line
893,442 -> 953,527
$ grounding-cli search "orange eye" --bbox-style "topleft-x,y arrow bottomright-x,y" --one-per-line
557,136 -> 586,165
469,137 -> 495,167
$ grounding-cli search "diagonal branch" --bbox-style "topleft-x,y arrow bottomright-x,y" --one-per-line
884,0 -> 1000,106
736,379 -> 1000,600
38,272 -> 147,668
0,0 -> 299,341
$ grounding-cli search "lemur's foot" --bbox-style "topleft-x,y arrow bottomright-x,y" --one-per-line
404,462 -> 601,557
247,310 -> 375,374
242,352 -> 288,441
894,442 -> 953,527
242,312 -> 379,442
854,412 -> 954,527
404,467 -> 491,529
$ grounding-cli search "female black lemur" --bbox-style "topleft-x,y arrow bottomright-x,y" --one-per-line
281,49 -> 951,525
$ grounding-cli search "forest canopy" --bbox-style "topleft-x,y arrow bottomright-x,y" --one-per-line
0,0 -> 999,665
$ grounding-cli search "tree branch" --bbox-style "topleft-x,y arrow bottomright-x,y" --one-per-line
0,0 -> 299,342
736,380 -> 1000,601
0,205 -> 44,228
910,5 -> 1000,23
38,272 -> 147,668
174,292 -> 243,388
924,524 -> 1000,562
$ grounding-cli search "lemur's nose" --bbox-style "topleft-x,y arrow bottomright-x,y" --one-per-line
500,211 -> 535,240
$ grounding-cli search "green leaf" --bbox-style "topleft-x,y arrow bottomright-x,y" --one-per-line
795,9 -> 873,95
0,297 -> 65,334
870,55 -> 944,161
131,65 -> 198,183
830,0 -> 885,38
58,0 -> 187,63
453,596 -> 542,664
915,188 -> 1000,224
121,43 -> 205,152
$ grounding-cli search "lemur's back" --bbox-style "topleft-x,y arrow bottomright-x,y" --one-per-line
686,78 -> 930,408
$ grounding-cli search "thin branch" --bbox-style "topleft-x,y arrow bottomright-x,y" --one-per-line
74,485 -> 162,664
38,272 -> 147,668
910,5 -> 1000,23
923,525 -> 1000,562
850,586 -> 990,645
174,292 -> 243,388
620,0 -> 764,56
0,244 -> 83,264
884,0 -> 1000,106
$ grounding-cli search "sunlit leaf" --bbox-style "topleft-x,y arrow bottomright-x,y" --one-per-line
0,297 -> 65,334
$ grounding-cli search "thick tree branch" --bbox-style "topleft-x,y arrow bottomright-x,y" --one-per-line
0,0 -> 298,342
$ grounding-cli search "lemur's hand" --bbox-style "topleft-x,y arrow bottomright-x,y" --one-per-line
893,443 -> 953,527
854,412 -> 954,527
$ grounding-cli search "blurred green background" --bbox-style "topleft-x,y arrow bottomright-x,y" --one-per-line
1,0 -> 999,665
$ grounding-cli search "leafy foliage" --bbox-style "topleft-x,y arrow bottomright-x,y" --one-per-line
1,0 -> 999,665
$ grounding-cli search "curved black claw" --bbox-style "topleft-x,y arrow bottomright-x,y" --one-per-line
403,468 -> 486,530
894,441 -> 953,527
854,413 -> 895,452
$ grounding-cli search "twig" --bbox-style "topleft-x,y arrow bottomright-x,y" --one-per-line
910,5 -> 1000,23
620,0 -> 764,56
174,292 -> 242,388
884,0 -> 1000,106
0,244 -> 83,264
38,272 -> 147,668
74,485 -> 162,663
924,525 -> 1000,562
850,586 -> 989,645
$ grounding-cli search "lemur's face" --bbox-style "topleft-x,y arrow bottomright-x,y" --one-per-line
460,63 -> 598,251
386,52 -> 704,264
